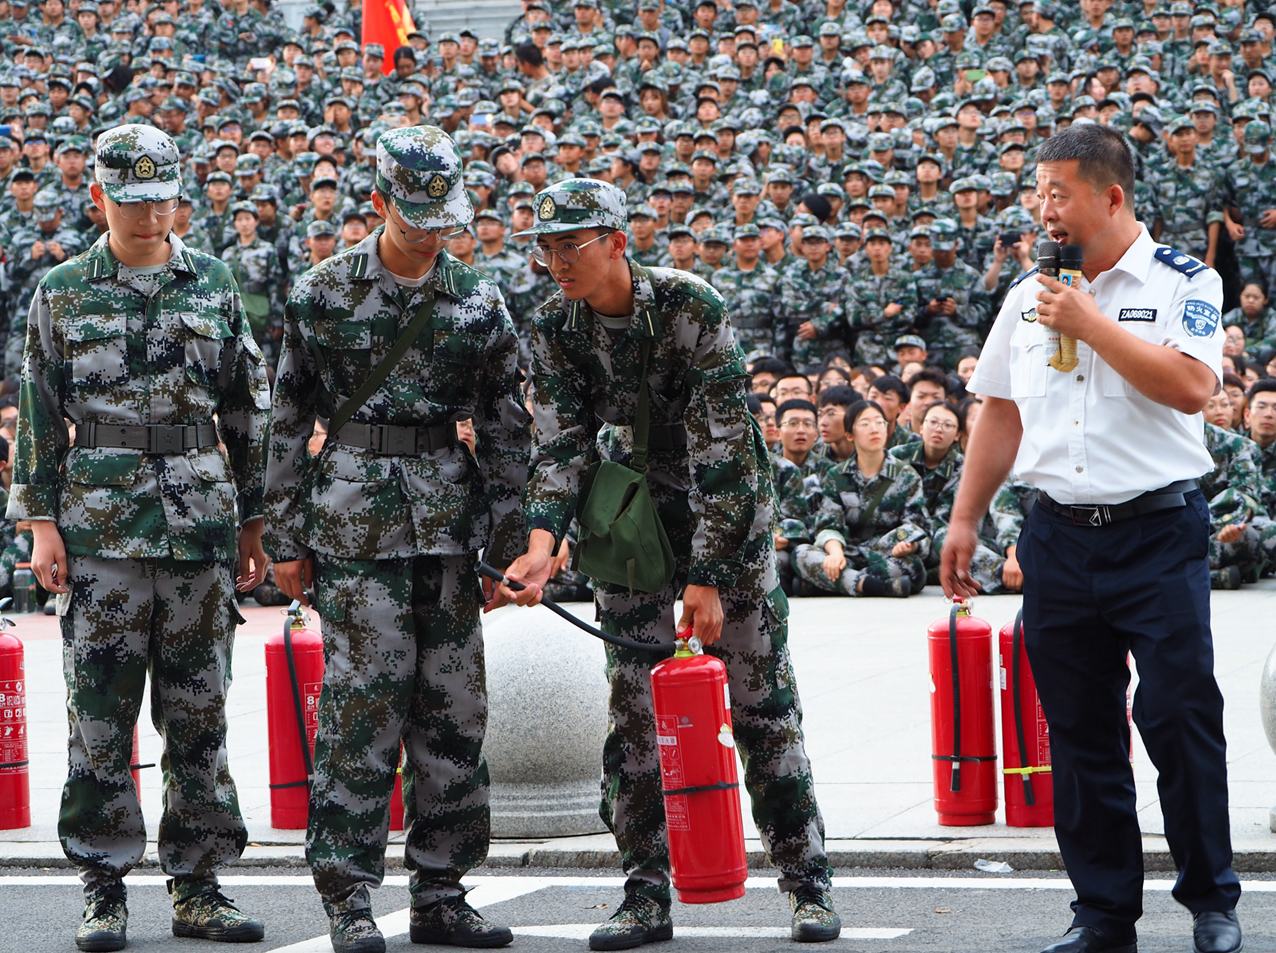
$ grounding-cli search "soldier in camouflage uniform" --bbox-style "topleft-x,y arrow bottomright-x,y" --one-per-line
1222,120 -> 1276,293
793,400 -> 931,598
846,226 -> 921,368
779,224 -> 848,370
1202,402 -> 1275,588
913,218 -> 991,367
709,223 -> 780,360
220,200 -> 285,369
496,178 -> 841,949
8,126 -> 268,952
1151,115 -> 1223,263
264,126 -> 527,953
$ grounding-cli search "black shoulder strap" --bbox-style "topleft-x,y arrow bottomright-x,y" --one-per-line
328,290 -> 437,439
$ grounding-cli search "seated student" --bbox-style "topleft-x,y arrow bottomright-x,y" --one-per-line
891,335 -> 929,377
775,398 -> 828,476
1247,380 -> 1276,517
1224,371 -> 1249,430
1202,388 -> 1275,589
890,401 -> 1010,592
899,367 -> 949,437
865,373 -> 918,449
1223,281 -> 1276,352
955,395 -> 982,455
815,385 -> 860,463
747,392 -> 781,449
749,356 -> 791,395
817,365 -> 852,394
792,399 -> 931,598
773,370 -> 816,406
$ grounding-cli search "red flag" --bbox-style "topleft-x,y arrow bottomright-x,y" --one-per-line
362,0 -> 416,75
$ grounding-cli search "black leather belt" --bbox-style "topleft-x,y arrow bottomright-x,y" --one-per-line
331,422 -> 456,455
1036,479 -> 1198,527
74,422 -> 218,453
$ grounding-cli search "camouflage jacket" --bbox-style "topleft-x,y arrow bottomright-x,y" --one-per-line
709,262 -> 780,333
525,261 -> 772,589
1202,422 -> 1268,527
1250,433 -> 1276,517
888,438 -> 964,528
1222,157 -> 1276,259
778,258 -> 846,334
810,453 -> 932,558
7,232 -> 270,561
989,477 -> 1037,552
264,229 -> 530,564
1150,160 -> 1223,254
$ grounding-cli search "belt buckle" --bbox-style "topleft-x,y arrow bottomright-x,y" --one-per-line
381,427 -> 416,455
1069,504 -> 1110,527
147,425 -> 185,454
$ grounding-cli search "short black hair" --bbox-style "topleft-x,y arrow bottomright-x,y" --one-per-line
776,398 -> 817,426
1034,121 -> 1136,205
393,45 -> 415,64
867,373 -> 910,403
515,42 -> 544,68
909,366 -> 950,397
844,398 -> 886,432
817,385 -> 858,409
745,393 -> 763,415
1249,379 -> 1276,399
750,357 -> 791,377
774,372 -> 813,394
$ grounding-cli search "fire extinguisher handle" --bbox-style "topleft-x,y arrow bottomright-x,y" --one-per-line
477,562 -> 674,656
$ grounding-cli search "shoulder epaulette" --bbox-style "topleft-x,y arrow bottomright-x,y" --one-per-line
349,253 -> 369,279
1153,245 -> 1209,279
87,255 -> 105,280
1008,266 -> 1038,289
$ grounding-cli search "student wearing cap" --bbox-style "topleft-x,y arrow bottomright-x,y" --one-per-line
779,223 -> 848,369
846,226 -> 922,368
265,125 -> 527,953
11,124 -> 270,952
1222,119 -> 1276,294
222,199 -> 284,367
4,186 -> 84,378
495,176 -> 840,949
1150,113 -> 1222,267
709,222 -> 780,359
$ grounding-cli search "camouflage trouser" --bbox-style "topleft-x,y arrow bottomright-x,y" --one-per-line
731,324 -> 776,363
0,527 -> 32,601
791,541 -> 925,595
57,555 -> 247,901
928,527 -> 1007,592
1237,254 -> 1275,295
596,541 -> 830,900
922,318 -> 979,369
791,334 -> 846,373
308,553 -> 490,916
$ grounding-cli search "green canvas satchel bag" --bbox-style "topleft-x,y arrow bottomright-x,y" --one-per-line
573,335 -> 677,595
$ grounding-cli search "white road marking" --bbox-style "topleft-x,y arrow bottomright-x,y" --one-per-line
514,924 -> 912,939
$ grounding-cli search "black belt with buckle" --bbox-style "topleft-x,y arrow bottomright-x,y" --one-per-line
74,422 -> 218,454
331,422 -> 456,455
1036,479 -> 1198,527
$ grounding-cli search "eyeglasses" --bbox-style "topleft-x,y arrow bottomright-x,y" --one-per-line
780,419 -> 817,430
755,413 -> 776,425
386,204 -> 464,243
817,407 -> 845,420
923,419 -> 959,433
116,198 -> 178,218
532,232 -> 608,266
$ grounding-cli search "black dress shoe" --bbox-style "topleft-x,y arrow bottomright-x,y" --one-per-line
1194,910 -> 1242,953
1041,925 -> 1137,953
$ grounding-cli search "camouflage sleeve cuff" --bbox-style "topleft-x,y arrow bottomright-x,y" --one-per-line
238,486 -> 264,523
7,483 -> 56,520
527,514 -> 570,554
813,528 -> 847,550
688,558 -> 745,589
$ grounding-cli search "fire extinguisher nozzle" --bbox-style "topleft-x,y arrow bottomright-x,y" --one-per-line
1023,777 -> 1035,806
951,764 -> 961,792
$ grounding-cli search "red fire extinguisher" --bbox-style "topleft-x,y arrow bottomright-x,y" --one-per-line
0,606 -> 29,830
266,604 -> 324,829
999,611 -> 1053,827
650,628 -> 747,904
929,600 -> 998,826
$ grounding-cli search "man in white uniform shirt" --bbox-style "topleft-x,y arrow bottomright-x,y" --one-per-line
941,123 -> 1241,953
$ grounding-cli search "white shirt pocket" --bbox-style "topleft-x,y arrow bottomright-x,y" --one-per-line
1008,319 -> 1047,398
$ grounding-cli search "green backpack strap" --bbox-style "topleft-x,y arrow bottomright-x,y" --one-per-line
630,338 -> 652,472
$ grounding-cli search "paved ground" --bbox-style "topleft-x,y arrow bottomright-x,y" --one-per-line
6,866 -> 1276,953
8,583 -> 1276,862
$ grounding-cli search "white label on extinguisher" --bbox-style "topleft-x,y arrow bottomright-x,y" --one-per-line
0,679 -> 27,769
655,713 -> 691,830
304,681 -> 322,749
999,666 -> 1007,691
724,683 -> 731,709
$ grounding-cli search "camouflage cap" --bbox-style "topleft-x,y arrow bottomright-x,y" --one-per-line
698,226 -> 731,245
862,226 -> 892,242
1166,114 -> 1195,134
895,333 -> 927,350
307,219 -> 338,238
801,224 -> 832,242
834,222 -> 862,239
375,124 -> 473,230
734,223 -> 761,239
94,124 -> 181,203
250,184 -> 279,205
929,218 -> 959,250
230,200 -> 257,217
628,202 -> 657,220
1246,119 -> 1272,152
513,177 -> 626,237
33,188 -> 60,213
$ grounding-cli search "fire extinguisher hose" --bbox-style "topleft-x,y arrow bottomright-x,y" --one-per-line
1010,609 -> 1035,806
273,605 -> 315,791
477,562 -> 673,655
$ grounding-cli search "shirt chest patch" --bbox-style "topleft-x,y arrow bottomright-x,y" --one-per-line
1183,299 -> 1220,338
1119,307 -> 1157,322
1021,308 -> 1037,322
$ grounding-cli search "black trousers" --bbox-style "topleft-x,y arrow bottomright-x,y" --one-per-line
1017,490 -> 1240,939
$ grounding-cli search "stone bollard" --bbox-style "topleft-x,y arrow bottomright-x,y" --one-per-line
1261,642 -> 1276,832
483,603 -> 610,838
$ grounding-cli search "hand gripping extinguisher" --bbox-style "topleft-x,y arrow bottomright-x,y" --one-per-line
999,610 -> 1053,827
928,599 -> 998,825
265,601 -> 325,829
649,628 -> 747,904
0,599 -> 29,829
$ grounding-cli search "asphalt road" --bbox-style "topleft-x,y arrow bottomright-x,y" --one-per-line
5,867 -> 1276,953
